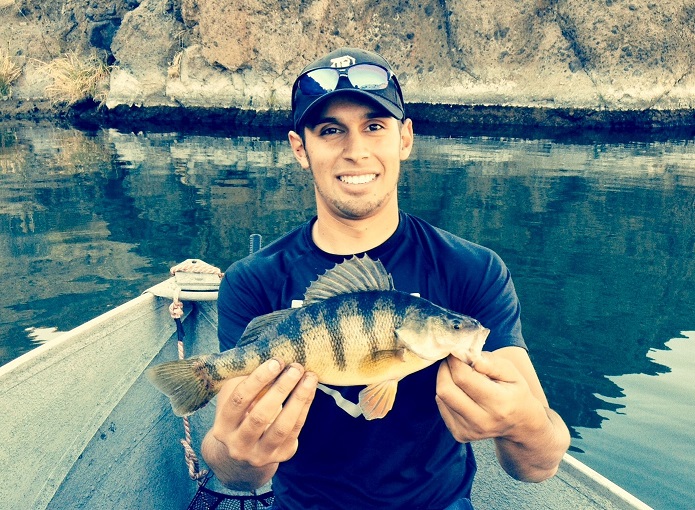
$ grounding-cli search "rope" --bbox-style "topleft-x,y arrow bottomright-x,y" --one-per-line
170,259 -> 224,278
171,300 -> 208,482
169,287 -> 184,320
168,261 -> 223,483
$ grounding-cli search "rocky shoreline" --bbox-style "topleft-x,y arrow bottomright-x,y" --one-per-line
3,98 -> 695,139
3,0 -> 695,135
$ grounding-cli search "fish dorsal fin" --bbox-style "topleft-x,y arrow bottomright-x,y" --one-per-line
238,308 -> 294,346
303,255 -> 394,305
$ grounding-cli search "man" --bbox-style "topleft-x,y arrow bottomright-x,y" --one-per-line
202,47 -> 570,509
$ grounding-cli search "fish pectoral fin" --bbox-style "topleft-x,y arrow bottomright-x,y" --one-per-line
358,380 -> 399,420
395,347 -> 407,362
358,349 -> 408,376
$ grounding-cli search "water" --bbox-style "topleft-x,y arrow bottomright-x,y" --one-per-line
1,121 -> 694,509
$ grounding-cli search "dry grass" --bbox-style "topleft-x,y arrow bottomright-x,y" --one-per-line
41,51 -> 111,105
0,48 -> 22,99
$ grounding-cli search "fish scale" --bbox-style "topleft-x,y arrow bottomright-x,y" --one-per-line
147,255 -> 489,419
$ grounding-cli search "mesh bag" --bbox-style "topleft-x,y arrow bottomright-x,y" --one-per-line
187,485 -> 274,510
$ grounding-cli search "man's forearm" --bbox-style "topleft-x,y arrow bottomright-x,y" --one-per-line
201,431 -> 278,491
494,407 -> 570,482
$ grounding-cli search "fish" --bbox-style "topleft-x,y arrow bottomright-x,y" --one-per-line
146,255 -> 489,420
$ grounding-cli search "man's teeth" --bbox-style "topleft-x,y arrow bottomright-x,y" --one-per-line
339,174 -> 376,184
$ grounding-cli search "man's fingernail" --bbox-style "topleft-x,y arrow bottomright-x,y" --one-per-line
287,365 -> 302,378
303,373 -> 318,387
267,358 -> 281,374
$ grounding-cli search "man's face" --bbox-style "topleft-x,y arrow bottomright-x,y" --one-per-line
289,96 -> 413,222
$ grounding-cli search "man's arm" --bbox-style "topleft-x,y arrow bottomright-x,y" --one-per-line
201,359 -> 318,490
436,346 -> 571,482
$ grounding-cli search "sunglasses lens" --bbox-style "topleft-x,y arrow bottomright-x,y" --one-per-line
298,69 -> 340,96
347,64 -> 390,90
298,64 -> 391,96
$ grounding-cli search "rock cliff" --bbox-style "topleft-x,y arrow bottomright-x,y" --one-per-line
2,0 -> 695,126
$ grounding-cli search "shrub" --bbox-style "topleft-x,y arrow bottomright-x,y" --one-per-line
42,51 -> 111,105
0,48 -> 22,99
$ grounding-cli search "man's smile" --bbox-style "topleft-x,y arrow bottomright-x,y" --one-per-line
338,174 -> 378,185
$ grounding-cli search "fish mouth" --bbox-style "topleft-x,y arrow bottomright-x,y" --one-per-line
397,327 -> 490,362
449,327 -> 490,364
338,173 -> 378,185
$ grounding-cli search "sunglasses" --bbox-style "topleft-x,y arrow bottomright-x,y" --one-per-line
296,63 -> 394,96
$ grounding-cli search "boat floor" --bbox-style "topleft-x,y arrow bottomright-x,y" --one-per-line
471,439 -> 650,509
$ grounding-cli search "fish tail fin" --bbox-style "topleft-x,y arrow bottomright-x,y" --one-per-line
146,356 -> 220,416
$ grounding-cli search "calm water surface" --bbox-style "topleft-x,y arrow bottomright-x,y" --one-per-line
1,121 -> 693,509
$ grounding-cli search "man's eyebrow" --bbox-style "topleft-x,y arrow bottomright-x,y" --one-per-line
365,110 -> 392,119
313,111 -> 391,126
313,116 -> 340,126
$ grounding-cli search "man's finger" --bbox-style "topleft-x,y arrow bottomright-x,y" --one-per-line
436,359 -> 478,414
236,364 -> 306,441
217,358 -> 285,424
261,371 -> 318,456
467,353 -> 516,383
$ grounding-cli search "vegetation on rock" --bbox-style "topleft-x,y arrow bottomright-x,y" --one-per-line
40,51 -> 111,106
0,48 -> 21,100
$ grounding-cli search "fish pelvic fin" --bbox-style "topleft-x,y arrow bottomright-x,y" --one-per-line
303,255 -> 394,305
358,379 -> 399,420
146,356 -> 220,417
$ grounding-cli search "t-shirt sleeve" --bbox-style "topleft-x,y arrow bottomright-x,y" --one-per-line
217,261 -> 268,351
463,249 -> 525,352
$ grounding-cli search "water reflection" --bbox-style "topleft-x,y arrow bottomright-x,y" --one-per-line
405,137 -> 695,435
1,121 -> 693,508
573,331 -> 695,509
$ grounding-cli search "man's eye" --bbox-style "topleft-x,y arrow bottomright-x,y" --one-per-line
367,123 -> 384,131
320,127 -> 340,136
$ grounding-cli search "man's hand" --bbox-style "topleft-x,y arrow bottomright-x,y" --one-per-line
202,358 -> 318,490
435,351 -> 542,443
435,347 -> 570,482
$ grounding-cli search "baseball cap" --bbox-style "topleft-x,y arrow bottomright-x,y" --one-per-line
291,47 -> 405,132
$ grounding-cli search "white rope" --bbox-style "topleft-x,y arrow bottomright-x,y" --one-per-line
167,260 -> 223,483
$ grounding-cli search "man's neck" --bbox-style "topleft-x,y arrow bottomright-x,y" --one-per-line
311,210 -> 400,255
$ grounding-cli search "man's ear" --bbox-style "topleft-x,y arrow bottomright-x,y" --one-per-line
288,130 -> 310,169
399,119 -> 414,161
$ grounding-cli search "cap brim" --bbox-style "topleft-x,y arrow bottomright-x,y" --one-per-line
294,89 -> 404,132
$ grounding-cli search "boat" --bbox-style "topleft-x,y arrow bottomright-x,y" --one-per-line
0,258 -> 653,510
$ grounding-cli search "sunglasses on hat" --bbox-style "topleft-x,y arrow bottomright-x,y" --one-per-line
296,63 -> 394,96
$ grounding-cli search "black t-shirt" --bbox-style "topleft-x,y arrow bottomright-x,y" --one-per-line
217,212 -> 526,510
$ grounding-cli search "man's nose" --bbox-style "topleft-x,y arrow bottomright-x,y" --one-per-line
342,131 -> 369,161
